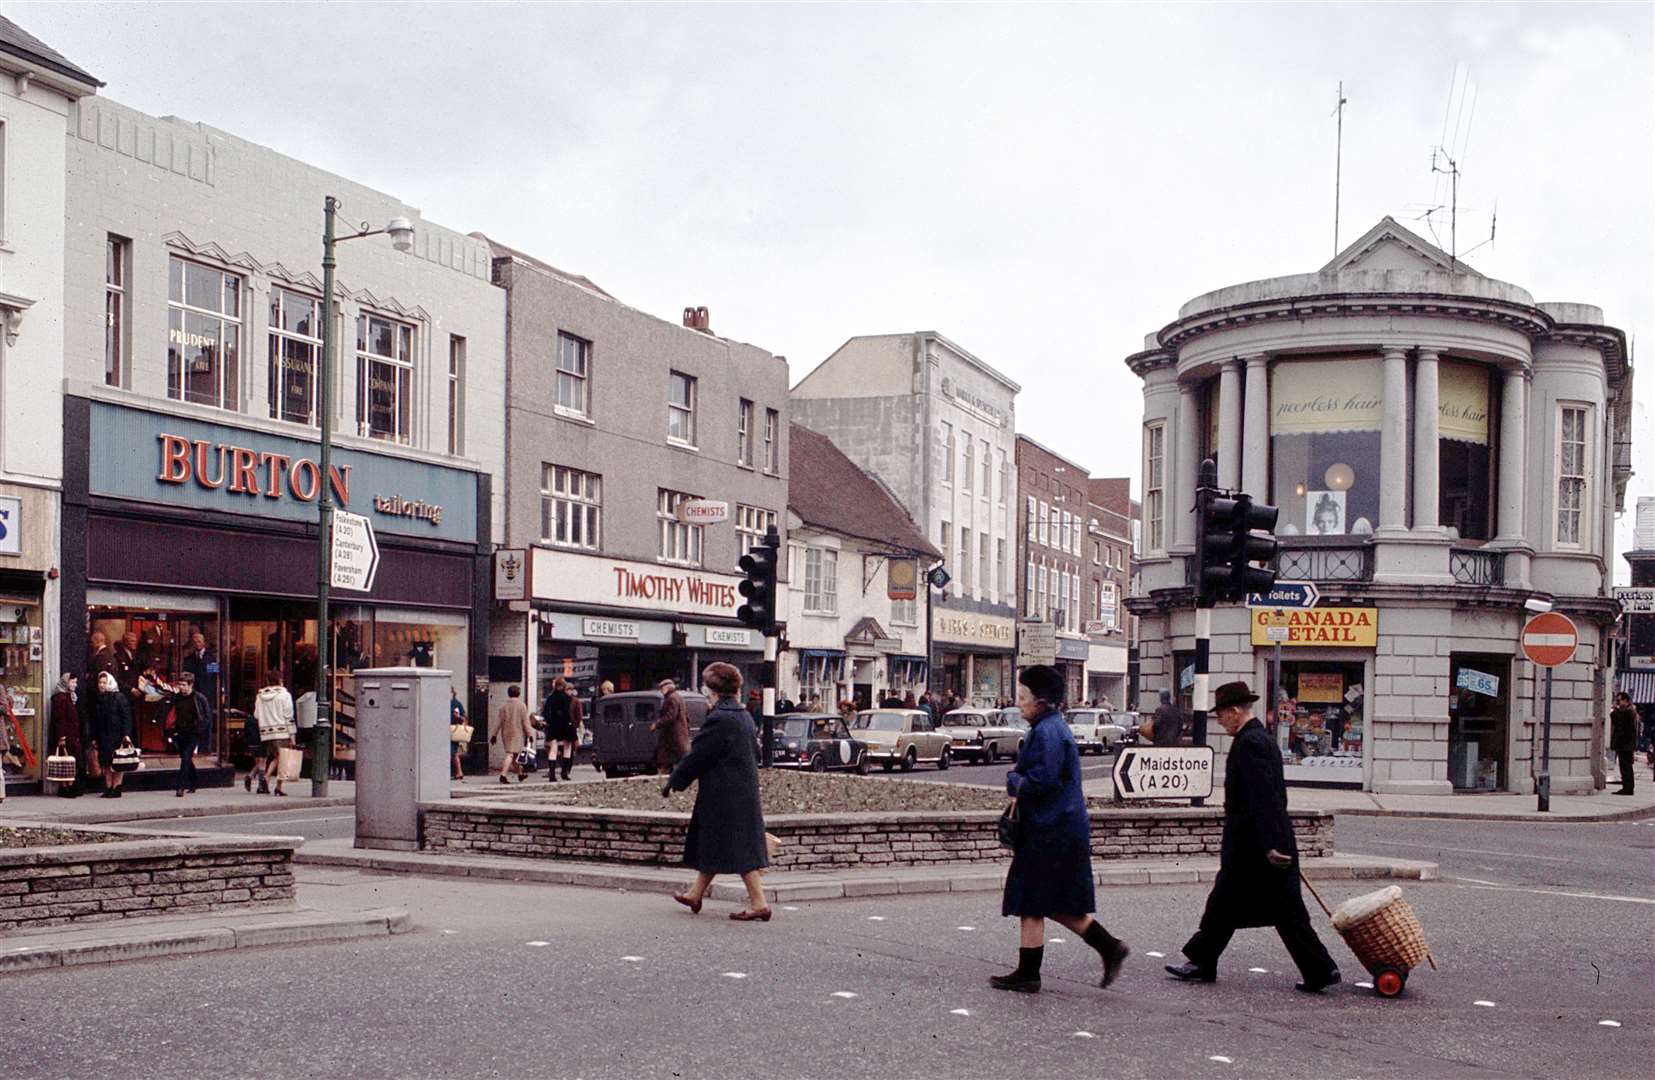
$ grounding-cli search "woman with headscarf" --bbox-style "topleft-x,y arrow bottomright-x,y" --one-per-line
663,662 -> 771,921
49,672 -> 81,796
93,671 -> 134,798
992,664 -> 1129,993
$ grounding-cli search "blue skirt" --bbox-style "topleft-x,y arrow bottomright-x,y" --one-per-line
1002,833 -> 1096,918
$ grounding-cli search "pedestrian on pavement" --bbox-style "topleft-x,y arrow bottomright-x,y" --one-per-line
542,678 -> 579,782
747,689 -> 763,727
49,672 -> 81,796
664,662 -> 771,921
879,689 -> 904,708
493,685 -> 535,785
565,686 -> 585,780
918,691 -> 936,725
1139,688 -> 1185,747
1166,680 -> 1341,994
253,683 -> 296,796
652,679 -> 691,775
166,672 -> 212,798
1609,692 -> 1637,796
450,687 -> 468,781
992,664 -> 1129,993
93,671 -> 133,799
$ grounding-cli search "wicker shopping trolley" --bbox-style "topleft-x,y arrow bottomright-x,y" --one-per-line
1302,875 -> 1436,998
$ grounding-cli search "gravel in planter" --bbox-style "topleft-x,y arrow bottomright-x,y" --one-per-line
513,771 -> 1011,815
0,826 -> 124,849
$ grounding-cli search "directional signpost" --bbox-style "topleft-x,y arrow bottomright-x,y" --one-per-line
1246,581 -> 1318,731
330,510 -> 380,593
1112,745 -> 1215,800
1521,611 -> 1579,813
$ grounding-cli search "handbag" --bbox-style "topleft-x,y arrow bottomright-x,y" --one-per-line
450,723 -> 475,745
276,746 -> 304,781
46,740 -> 78,783
111,737 -> 143,774
764,831 -> 783,859
515,747 -> 537,768
997,800 -> 1021,851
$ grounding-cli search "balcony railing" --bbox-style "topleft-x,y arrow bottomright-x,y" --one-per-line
1276,539 -> 1375,584
1450,546 -> 1504,587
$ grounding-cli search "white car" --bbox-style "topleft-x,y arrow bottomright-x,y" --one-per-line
1066,708 -> 1129,754
937,708 -> 1025,764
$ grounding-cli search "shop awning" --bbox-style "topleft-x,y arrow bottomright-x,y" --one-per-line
798,648 -> 846,659
1616,670 -> 1655,705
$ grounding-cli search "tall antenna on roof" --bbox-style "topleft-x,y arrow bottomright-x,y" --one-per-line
1332,81 -> 1348,256
1413,65 -> 1487,273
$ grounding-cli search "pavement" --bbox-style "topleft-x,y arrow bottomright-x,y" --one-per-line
3,825 -> 1648,1080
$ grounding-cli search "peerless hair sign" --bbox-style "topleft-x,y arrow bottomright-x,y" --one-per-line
87,400 -> 478,544
531,547 -> 744,618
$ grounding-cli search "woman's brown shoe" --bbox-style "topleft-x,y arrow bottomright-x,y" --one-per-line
672,893 -> 703,915
729,907 -> 772,922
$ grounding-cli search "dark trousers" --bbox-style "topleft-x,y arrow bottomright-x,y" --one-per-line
1183,887 -> 1337,980
1617,749 -> 1635,793
175,735 -> 198,793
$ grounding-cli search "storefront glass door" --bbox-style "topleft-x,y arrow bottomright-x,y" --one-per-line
1278,659 -> 1365,786
1448,654 -> 1509,791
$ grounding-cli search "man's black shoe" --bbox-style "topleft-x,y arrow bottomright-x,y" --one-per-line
1165,962 -> 1216,983
1613,789 -> 1635,796
989,971 -> 1041,993
1295,968 -> 1341,994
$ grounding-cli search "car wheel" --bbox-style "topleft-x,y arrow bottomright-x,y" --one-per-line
900,748 -> 917,772
856,753 -> 872,775
985,743 -> 998,765
810,754 -> 827,773
937,747 -> 951,771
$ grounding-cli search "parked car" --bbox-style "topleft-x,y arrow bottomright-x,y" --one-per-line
850,709 -> 952,771
937,707 -> 1025,764
1066,708 -> 1129,754
772,714 -> 871,773
589,690 -> 709,777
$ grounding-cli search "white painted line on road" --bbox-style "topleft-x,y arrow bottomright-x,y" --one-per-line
866,916 -> 887,921
1598,1020 -> 1621,1028
956,926 -> 976,932
440,929 -> 458,936
1048,937 -> 1065,944
1355,981 -> 1373,989
1361,839 -> 1572,863
1145,951 -> 1166,957
782,906 -> 800,912
830,991 -> 859,999
951,1009 -> 972,1017
1209,1056 -> 1233,1065
621,956 -> 643,962
1248,967 -> 1268,973
1451,882 -> 1655,906
721,972 -> 748,979
1474,1000 -> 1497,1008
526,940 -> 550,947
1071,1032 -> 1095,1039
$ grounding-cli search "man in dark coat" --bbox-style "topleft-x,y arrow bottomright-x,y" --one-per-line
652,680 -> 691,774
1609,692 -> 1637,795
1166,680 -> 1340,993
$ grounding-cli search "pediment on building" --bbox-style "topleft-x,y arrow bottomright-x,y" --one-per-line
1321,216 -> 1484,277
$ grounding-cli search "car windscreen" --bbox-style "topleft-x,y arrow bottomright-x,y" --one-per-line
852,713 -> 903,732
780,719 -> 811,738
942,712 -> 982,724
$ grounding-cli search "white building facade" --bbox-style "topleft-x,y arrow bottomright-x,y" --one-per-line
1126,218 -> 1634,795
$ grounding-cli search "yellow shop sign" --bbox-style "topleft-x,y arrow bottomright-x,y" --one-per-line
1250,607 -> 1378,647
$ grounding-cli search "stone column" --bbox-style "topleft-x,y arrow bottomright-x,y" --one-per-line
1217,360 -> 1242,490
1174,381 -> 1200,548
1242,353 -> 1270,497
1497,367 -> 1527,541
1412,349 -> 1441,531
1378,346 -> 1410,533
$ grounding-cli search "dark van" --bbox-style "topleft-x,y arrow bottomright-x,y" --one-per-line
589,690 -> 710,777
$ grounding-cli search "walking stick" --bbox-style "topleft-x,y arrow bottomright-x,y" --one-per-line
1299,867 -> 1334,919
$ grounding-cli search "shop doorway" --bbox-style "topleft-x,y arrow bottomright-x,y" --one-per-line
1277,659 -> 1366,787
1448,654 -> 1510,791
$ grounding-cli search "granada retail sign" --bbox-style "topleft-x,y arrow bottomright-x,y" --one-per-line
1249,606 -> 1378,648
86,399 -> 477,544
531,547 -> 743,618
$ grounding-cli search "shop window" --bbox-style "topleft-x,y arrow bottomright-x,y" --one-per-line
0,600 -> 44,786
556,331 -> 591,418
105,236 -> 129,387
803,547 -> 838,615
167,255 -> 242,411
267,287 -> 321,425
543,465 -> 602,551
356,312 -> 415,444
1270,357 -> 1383,537
657,488 -> 703,566
737,399 -> 754,467
1555,403 -> 1591,548
736,504 -> 776,564
447,335 -> 466,454
667,370 -> 697,446
1448,655 -> 1509,791
374,610 -> 468,687
1438,360 -> 1494,540
763,409 -> 779,473
87,606 -> 223,757
1276,660 -> 1365,786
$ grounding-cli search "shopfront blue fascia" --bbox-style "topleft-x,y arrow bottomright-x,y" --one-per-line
87,399 -> 479,545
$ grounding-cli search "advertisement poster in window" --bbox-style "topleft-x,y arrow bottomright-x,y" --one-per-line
1306,490 -> 1346,535
1297,671 -> 1344,703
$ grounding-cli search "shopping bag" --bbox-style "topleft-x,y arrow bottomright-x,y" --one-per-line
764,831 -> 784,859
111,737 -> 143,773
46,740 -> 78,783
450,723 -> 475,745
276,746 -> 304,781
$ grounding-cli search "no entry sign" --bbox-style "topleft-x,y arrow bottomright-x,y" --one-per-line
1521,611 -> 1578,668
1112,746 -> 1215,800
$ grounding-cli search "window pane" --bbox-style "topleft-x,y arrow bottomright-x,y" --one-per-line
184,261 -> 222,311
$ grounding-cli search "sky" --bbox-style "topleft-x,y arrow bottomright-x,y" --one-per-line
13,1 -> 1653,576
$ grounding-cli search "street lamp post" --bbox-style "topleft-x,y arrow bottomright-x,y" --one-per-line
310,198 -> 414,797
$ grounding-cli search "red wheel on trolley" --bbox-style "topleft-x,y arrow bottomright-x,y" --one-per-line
1374,967 -> 1406,998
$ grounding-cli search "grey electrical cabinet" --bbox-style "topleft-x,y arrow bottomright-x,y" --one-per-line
352,667 -> 452,850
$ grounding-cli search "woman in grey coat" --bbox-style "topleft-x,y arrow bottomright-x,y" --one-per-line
663,662 -> 771,921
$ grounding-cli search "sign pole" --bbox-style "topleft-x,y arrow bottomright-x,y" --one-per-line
311,197 -> 338,799
1537,666 -> 1553,813
761,630 -> 777,769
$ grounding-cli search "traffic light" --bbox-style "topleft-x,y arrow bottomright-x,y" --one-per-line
1195,488 -> 1279,604
738,530 -> 780,633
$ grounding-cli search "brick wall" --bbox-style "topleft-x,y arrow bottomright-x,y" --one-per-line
0,834 -> 298,933
420,801 -> 1333,870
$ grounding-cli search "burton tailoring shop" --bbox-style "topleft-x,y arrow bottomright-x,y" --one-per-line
60,396 -> 490,784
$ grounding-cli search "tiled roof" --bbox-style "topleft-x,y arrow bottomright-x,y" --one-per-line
789,424 -> 940,558
0,16 -> 100,87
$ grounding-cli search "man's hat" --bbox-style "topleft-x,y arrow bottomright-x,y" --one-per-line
1213,681 -> 1260,710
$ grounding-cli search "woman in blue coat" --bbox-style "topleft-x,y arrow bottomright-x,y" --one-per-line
993,664 -> 1129,993
663,662 -> 772,921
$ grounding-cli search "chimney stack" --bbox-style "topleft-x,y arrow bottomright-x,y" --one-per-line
681,306 -> 712,333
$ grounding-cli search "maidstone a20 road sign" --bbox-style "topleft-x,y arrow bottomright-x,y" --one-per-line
1112,746 -> 1215,800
